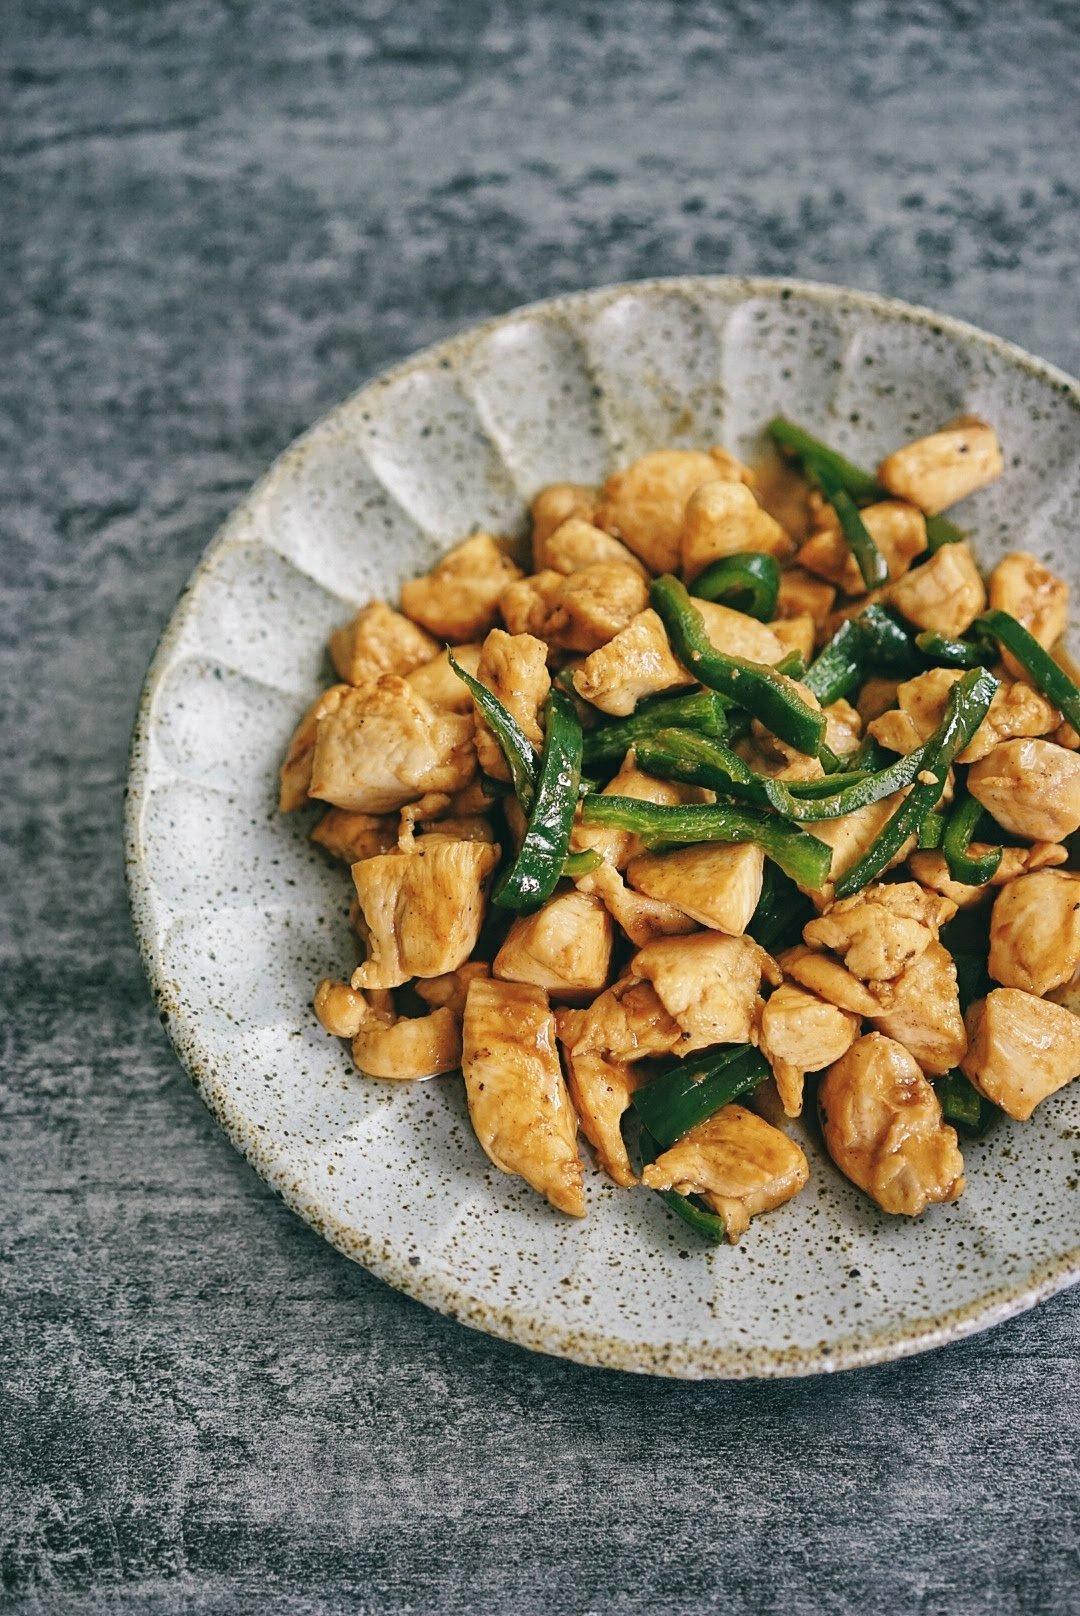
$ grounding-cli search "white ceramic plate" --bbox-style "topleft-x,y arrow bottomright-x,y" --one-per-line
127,277 -> 1080,1378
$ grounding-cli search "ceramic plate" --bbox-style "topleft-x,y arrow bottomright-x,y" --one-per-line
126,277 -> 1080,1378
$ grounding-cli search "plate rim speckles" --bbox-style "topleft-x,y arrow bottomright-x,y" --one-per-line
125,275 -> 1080,1379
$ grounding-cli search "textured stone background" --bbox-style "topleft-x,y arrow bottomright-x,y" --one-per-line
2,3 -> 1078,1612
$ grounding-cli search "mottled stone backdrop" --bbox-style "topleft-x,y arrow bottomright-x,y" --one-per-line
2,3 -> 1078,1612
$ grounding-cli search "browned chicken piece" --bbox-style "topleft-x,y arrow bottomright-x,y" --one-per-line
808,793 -> 911,891
310,808 -> 398,864
776,567 -> 837,626
405,643 -> 483,711
597,448 -> 750,574
313,977 -> 368,1039
498,568 -> 566,641
804,882 -> 956,982
695,599 -> 787,665
461,978 -> 586,1216
493,890 -> 614,1003
987,869 -> 1080,996
540,561 -> 650,652
752,447 -> 814,542
967,738 -> 1080,842
778,944 -> 882,1017
909,840 -> 1068,909
626,842 -> 764,935
868,942 -> 967,1077
571,608 -> 695,716
679,478 -> 792,583
538,516 -> 648,578
473,628 -> 551,781
401,533 -> 523,641
988,551 -> 1069,678
570,749 -> 702,868
961,989 -> 1080,1120
869,666 -> 1058,765
279,684 -> 350,811
570,975 -> 683,1063
308,676 -> 477,814
642,1105 -> 810,1243
819,1033 -> 965,1215
877,418 -> 1004,514
447,776 -> 500,816
771,614 -> 816,664
797,500 -> 927,595
823,698 -> 863,756
417,814 -> 495,844
577,861 -> 698,947
632,932 -> 780,1051
857,676 -> 900,725
742,728 -> 827,786
351,837 -> 499,989
329,600 -> 438,688
353,1000 -> 462,1080
886,541 -> 986,637
758,982 -> 860,1117
556,1014 -> 642,1187
1048,968 -> 1080,1016
415,961 -> 491,1018
530,482 -> 597,557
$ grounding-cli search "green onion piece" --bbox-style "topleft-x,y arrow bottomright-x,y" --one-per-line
975,609 -> 1080,735
494,690 -> 582,912
450,650 -> 538,811
747,862 -> 816,955
634,1044 -> 769,1150
579,794 -> 832,889
942,790 -> 1002,887
691,552 -> 781,620
652,575 -> 826,755
936,1070 -> 996,1135
833,668 -> 997,897
581,688 -> 730,769
805,456 -> 889,590
915,630 -> 996,669
774,649 -> 808,679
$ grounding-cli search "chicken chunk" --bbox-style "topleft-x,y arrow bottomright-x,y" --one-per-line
569,975 -> 683,1063
642,1105 -> 809,1243
498,568 -> 565,641
310,808 -> 398,864
857,676 -> 900,725
308,676 -> 477,814
886,541 -> 986,637
808,792 -> 911,891
597,448 -> 749,574
988,869 -> 1080,996
804,882 -> 955,982
967,738 -> 1080,842
351,838 -> 499,989
758,982 -> 860,1117
870,666 -> 1058,765
695,599 -> 787,665
405,643 -> 483,712
626,842 -> 764,935
461,978 -> 585,1216
530,483 -> 597,558
771,614 -> 816,664
877,418 -> 1004,514
538,516 -> 647,578
577,861 -> 698,947
776,567 -> 837,626
819,1033 -> 965,1215
679,478 -> 792,583
540,561 -> 650,652
352,1001 -> 462,1080
797,501 -> 927,595
472,628 -> 551,781
823,698 -> 863,757
988,551 -> 1069,673
414,960 -> 491,1018
313,977 -> 368,1039
569,749 -> 700,868
571,609 -> 695,717
278,684 -> 350,811
778,944 -> 881,1017
909,840 -> 1068,909
961,989 -> 1080,1120
493,890 -> 614,1003
400,533 -> 523,641
632,932 -> 780,1051
328,600 -> 438,688
868,942 -> 967,1077
556,1018 -> 642,1187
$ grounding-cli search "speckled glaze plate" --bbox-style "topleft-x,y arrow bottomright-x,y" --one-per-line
127,277 -> 1080,1378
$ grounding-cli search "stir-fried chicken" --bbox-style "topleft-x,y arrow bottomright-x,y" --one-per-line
803,881 -> 955,982
758,982 -> 860,1117
642,1105 -> 809,1243
473,629 -> 550,781
887,541 -> 986,637
568,975 -> 683,1064
576,861 -> 698,947
309,676 -> 477,814
310,808 -> 398,864
329,600 -> 438,688
680,478 -> 792,583
279,684 -> 350,811
988,551 -> 1069,674
695,599 -> 787,665
798,500 -> 927,595
406,643 -> 483,711
569,749 -> 701,868
572,608 -> 694,716
819,1034 -> 965,1215
351,837 -> 499,989
909,840 -> 1068,908
961,989 -> 1080,1120
967,738 -> 1080,842
597,448 -> 749,574
778,944 -> 881,1017
556,1014 -> 642,1187
538,516 -> 647,578
808,793 -> 912,889
414,961 -> 491,1019
494,890 -> 614,1002
530,483 -> 597,558
498,568 -> 566,641
539,561 -> 649,652
632,932 -> 779,1051
869,666 -> 1059,764
776,566 -> 837,626
876,418 -> 1003,514
400,532 -> 523,640
626,842 -> 764,935
314,978 -> 463,1079
987,869 -> 1080,996
868,941 -> 967,1076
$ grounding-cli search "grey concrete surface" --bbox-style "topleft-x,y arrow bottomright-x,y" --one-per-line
2,3 -> 1078,1612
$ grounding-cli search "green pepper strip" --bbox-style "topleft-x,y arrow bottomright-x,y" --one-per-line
859,604 -> 926,676
450,651 -> 539,811
581,688 -> 729,769
691,552 -> 780,620
918,811 -> 947,850
766,416 -> 966,552
975,609 -> 1080,735
748,863 -> 816,955
494,690 -> 582,912
942,790 -> 1002,887
804,618 -> 864,705
651,575 -> 826,756
936,1070 -> 996,1136
637,1125 -> 728,1243
633,1044 -> 770,1151
805,456 -> 889,590
833,667 -> 998,898
637,727 -> 930,825
915,630 -> 996,669
579,794 -> 832,889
